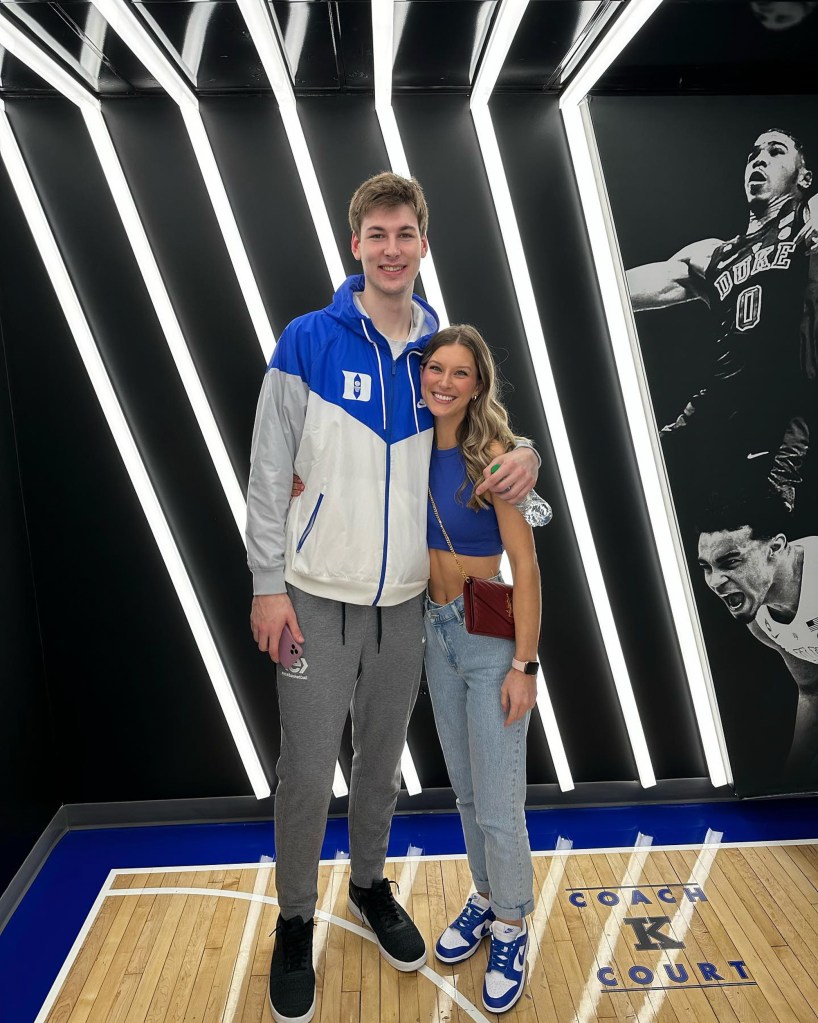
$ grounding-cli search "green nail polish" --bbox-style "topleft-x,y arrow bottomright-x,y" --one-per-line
490,464 -> 500,474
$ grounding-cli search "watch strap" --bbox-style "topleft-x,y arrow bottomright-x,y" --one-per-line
512,657 -> 539,675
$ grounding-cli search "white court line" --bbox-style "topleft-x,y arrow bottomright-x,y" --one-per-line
575,832 -> 653,1023
633,829 -> 722,1022
221,857 -> 273,1022
311,859 -> 348,972
37,882 -> 494,1023
33,870 -> 118,1023
530,836 -> 573,964
100,834 -> 818,879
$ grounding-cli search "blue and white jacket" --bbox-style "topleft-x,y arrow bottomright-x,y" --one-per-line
247,275 -> 439,606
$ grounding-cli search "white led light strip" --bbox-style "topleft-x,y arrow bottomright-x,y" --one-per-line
371,1 -> 448,326
473,0 -> 655,787
234,0 -> 345,290
559,0 -> 731,788
90,0 -> 276,362
0,101 -> 270,800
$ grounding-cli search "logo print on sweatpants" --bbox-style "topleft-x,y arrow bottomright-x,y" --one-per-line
342,370 -> 372,401
282,658 -> 309,680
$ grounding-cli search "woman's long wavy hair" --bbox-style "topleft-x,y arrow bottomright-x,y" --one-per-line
421,324 -> 525,510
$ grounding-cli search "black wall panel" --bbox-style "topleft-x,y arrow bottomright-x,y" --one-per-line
103,96 -> 267,491
491,94 -> 706,782
2,98 -> 253,802
197,95 -> 336,342
0,174 -> 59,893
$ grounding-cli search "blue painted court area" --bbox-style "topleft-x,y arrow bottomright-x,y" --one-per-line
2,796 -> 817,1023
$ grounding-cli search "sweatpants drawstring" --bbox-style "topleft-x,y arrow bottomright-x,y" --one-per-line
341,603 -> 346,645
376,606 -> 382,653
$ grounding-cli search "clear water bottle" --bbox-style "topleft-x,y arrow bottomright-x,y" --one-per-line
516,489 -> 553,527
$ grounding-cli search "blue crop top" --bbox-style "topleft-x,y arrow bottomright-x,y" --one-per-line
427,445 -> 503,556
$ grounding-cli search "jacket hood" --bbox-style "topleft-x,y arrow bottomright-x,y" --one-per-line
326,274 -> 439,349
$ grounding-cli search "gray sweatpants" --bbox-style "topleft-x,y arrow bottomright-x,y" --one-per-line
273,584 -> 425,920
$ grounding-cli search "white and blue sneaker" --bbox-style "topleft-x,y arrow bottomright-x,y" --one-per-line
434,893 -> 495,963
482,919 -> 528,1014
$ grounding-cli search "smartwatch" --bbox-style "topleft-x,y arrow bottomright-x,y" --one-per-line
511,658 -> 539,675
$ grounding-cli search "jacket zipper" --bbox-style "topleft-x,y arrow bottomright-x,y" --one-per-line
372,357 -> 397,605
296,493 -> 324,553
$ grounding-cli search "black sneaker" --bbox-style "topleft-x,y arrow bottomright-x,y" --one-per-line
268,914 -> 316,1023
348,878 -> 427,971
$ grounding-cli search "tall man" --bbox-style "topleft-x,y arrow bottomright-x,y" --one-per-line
697,505 -> 818,780
246,172 -> 539,1023
626,129 -> 818,513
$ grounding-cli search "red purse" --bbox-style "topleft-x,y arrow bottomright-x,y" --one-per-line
428,489 -> 515,640
463,575 -> 515,639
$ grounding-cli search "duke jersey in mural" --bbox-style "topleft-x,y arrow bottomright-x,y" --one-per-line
662,197 -> 818,497
755,536 -> 818,665
703,197 -> 812,393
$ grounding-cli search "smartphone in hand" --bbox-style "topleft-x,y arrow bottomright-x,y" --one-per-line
278,625 -> 304,669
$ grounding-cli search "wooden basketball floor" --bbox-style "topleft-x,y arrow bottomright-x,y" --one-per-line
37,839 -> 818,1023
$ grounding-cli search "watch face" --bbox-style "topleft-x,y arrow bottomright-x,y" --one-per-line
525,661 -> 539,675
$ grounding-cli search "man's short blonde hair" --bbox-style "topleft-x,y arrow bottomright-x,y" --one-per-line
348,172 -> 429,238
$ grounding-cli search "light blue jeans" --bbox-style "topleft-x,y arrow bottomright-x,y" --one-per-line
424,589 -> 535,919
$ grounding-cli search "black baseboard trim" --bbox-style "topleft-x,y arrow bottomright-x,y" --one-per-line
0,806 -> 67,935
61,777 -> 737,831
64,795 -> 276,828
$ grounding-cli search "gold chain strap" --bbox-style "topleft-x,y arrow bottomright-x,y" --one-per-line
428,488 -> 470,583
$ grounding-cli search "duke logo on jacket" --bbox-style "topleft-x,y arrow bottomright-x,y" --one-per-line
342,370 -> 371,401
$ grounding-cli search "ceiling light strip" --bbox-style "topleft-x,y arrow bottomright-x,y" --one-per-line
181,1 -> 217,81
91,0 -> 276,362
472,0 -> 655,788
371,1 -> 448,326
0,11 -> 95,107
133,1 -> 196,84
80,5 -> 108,87
5,3 -> 100,90
234,0 -> 345,291
470,0 -> 530,107
560,0 -> 664,109
558,0 -> 731,787
550,1 -> 617,91
0,104 -> 270,800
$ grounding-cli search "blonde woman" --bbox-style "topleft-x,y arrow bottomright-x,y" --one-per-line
420,325 -> 541,1013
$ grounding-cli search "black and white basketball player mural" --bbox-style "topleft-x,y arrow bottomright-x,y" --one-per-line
626,129 -> 818,515
621,125 -> 818,793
